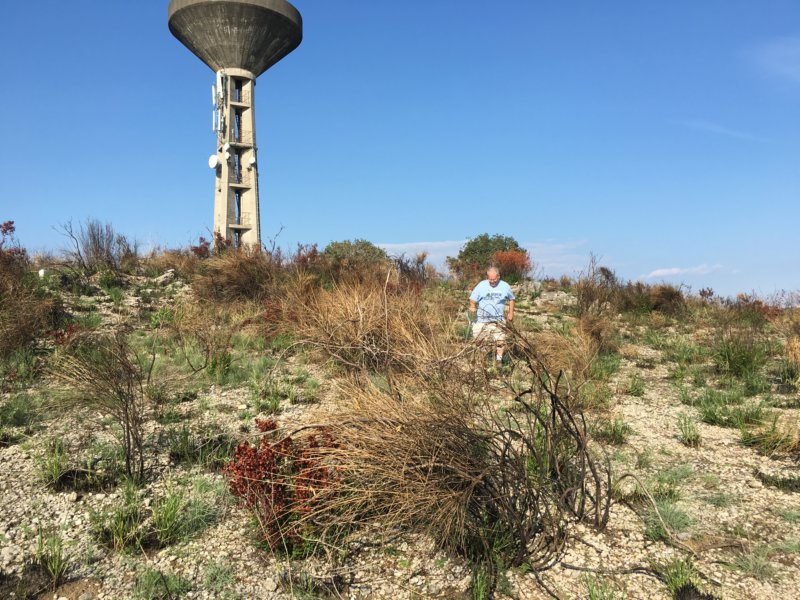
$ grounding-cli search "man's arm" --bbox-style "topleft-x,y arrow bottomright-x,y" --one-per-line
469,300 -> 477,318
506,299 -> 515,322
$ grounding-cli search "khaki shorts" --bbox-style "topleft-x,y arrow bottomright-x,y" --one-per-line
472,321 -> 507,343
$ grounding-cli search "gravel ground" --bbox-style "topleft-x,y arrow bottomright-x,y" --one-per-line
1,283 -> 799,599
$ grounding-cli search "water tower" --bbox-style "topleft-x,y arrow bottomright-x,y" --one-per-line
168,0 -> 303,248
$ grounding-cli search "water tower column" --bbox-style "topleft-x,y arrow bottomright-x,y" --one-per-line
211,69 -> 261,248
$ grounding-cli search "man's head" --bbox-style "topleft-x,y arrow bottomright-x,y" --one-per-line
487,267 -> 500,287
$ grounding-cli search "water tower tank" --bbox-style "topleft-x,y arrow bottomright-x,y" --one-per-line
168,0 -> 303,248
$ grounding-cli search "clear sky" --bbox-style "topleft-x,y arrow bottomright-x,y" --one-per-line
1,1 -> 798,296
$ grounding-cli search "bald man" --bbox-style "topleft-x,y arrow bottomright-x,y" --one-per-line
468,267 -> 515,364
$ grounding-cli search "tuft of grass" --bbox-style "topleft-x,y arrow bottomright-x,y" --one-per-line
650,557 -> 699,595
779,509 -> 800,523
712,329 -> 768,379
90,478 -> 145,552
655,464 -> 694,487
35,527 -> 69,590
702,492 -> 739,508
592,352 -> 622,380
695,388 -> 765,428
595,416 -> 633,446
635,449 -> 653,470
625,373 -> 645,397
740,415 -> 800,456
134,567 -> 191,600
726,545 -> 777,582
583,575 -> 625,599
151,480 -> 222,547
579,381 -> 613,409
0,393 -> 40,428
36,438 -> 69,488
663,339 -> 705,365
645,500 -> 693,541
677,414 -> 701,447
203,559 -> 240,599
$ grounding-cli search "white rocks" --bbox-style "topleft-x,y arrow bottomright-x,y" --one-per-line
154,269 -> 176,286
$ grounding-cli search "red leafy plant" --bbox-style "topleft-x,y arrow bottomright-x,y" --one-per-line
223,418 -> 340,553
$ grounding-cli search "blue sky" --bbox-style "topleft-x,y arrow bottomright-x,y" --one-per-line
1,1 -> 798,296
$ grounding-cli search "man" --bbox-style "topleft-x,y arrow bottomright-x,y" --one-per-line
469,267 -> 515,365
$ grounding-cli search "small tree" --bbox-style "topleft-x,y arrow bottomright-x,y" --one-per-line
447,233 -> 531,283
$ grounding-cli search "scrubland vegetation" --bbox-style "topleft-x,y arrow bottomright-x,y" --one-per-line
1,220 -> 799,599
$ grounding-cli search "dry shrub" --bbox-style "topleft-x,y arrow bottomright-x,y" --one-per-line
49,332 -> 156,481
59,219 -> 138,274
258,365 -> 609,570
193,249 -> 283,302
142,248 -> 199,279
787,337 -> 800,371
169,299 -> 256,375
574,259 -> 618,316
0,287 -> 57,362
0,222 -> 60,362
742,416 -> 800,457
578,314 -> 618,354
647,284 -> 686,315
776,309 -> 800,339
281,279 -> 452,373
574,257 -> 685,317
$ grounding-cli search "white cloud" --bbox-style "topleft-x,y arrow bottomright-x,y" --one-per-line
748,36 -> 800,84
642,264 -> 723,280
675,119 -> 765,142
377,239 -> 588,275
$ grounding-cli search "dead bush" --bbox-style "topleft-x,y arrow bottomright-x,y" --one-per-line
59,219 -> 138,274
49,332 -> 157,482
574,257 -> 618,316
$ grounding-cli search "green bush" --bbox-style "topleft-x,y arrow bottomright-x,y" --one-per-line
321,239 -> 390,281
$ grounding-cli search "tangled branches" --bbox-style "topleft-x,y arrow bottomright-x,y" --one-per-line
225,331 -> 611,573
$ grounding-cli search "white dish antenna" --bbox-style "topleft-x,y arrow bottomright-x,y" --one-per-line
208,155 -> 221,169
247,155 -> 257,168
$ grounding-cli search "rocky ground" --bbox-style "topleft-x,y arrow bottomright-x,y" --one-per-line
1,278 -> 798,599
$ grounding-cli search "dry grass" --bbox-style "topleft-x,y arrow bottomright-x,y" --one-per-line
578,314 -> 618,354
786,337 -> 800,373
193,249 -> 283,302
141,248 -> 200,279
280,278 -> 455,374
528,327 -> 599,390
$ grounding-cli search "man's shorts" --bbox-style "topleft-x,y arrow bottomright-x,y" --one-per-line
472,321 -> 507,343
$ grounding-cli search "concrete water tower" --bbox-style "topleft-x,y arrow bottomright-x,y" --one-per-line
168,0 -> 303,248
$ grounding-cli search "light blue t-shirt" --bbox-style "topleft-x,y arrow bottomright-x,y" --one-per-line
469,280 -> 515,323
